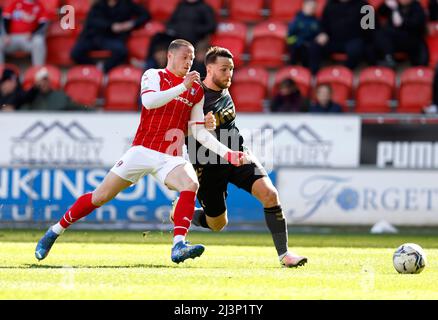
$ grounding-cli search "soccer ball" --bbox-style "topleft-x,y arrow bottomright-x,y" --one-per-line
393,243 -> 426,274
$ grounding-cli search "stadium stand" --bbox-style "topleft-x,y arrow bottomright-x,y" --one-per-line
355,67 -> 396,113
210,21 -> 247,68
269,0 -> 303,23
63,0 -> 92,21
103,65 -> 143,111
398,66 -> 434,113
427,22 -> 438,67
228,0 -> 264,23
229,66 -> 269,112
23,65 -> 62,90
64,65 -> 103,106
148,0 -> 179,21
0,63 -> 20,77
46,22 -> 78,66
127,20 -> 166,61
315,65 -> 354,111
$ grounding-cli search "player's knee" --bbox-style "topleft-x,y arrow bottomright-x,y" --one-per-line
260,188 -> 279,207
91,191 -> 112,207
208,215 -> 228,232
183,179 -> 199,192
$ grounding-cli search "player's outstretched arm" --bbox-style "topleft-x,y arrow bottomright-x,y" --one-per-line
189,98 -> 244,166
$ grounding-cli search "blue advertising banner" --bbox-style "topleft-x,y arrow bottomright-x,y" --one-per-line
0,167 -> 273,227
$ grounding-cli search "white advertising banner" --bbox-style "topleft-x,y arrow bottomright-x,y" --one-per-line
0,113 -> 361,168
278,169 -> 438,226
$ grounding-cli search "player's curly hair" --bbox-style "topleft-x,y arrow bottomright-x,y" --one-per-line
205,46 -> 234,65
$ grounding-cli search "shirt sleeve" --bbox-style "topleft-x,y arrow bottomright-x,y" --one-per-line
140,69 -> 187,109
2,1 -> 15,18
37,3 -> 49,23
189,97 -> 231,159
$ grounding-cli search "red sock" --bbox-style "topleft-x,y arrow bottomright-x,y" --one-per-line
173,191 -> 196,237
60,193 -> 100,228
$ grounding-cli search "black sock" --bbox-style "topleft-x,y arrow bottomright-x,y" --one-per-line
192,208 -> 210,229
264,205 -> 288,257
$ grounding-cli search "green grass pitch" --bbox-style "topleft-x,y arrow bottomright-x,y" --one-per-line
1,229 -> 438,299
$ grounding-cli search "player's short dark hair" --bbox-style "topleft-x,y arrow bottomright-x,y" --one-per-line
205,46 -> 234,65
168,39 -> 194,52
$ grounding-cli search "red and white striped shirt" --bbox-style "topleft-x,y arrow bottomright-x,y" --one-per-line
133,68 -> 204,155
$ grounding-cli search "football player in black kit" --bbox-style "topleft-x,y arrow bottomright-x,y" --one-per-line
172,46 -> 307,268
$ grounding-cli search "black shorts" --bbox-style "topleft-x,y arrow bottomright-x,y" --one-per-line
194,162 -> 268,217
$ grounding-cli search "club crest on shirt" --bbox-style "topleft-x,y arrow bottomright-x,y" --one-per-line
190,88 -> 196,96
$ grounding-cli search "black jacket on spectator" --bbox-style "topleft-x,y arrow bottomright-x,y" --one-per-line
80,0 -> 150,41
166,0 -> 217,45
429,0 -> 438,21
320,0 -> 369,43
377,1 -> 427,38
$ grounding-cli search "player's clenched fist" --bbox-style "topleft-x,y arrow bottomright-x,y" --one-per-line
204,111 -> 216,131
183,71 -> 200,89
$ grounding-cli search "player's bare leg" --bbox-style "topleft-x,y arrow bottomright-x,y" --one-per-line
35,172 -> 132,261
251,177 -> 307,268
165,163 -> 205,263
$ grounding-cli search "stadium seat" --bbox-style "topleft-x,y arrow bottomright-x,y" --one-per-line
148,0 -> 180,21
316,0 -> 327,17
64,65 -> 103,106
63,0 -> 91,21
273,65 -> 312,97
127,21 -> 166,61
46,23 -> 78,66
0,63 -> 20,77
210,21 -> 247,68
104,65 -> 143,111
397,67 -> 434,113
23,65 -> 62,90
249,21 -> 287,68
42,0 -> 61,20
355,67 -> 395,113
367,0 -> 384,9
315,66 -> 353,110
270,0 -> 303,23
228,0 -> 263,23
427,22 -> 438,67
229,66 -> 269,112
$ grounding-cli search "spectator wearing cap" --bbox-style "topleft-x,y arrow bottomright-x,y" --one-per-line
270,78 -> 309,112
0,0 -> 48,66
308,84 -> 343,113
0,68 -> 25,111
21,68 -> 89,111
71,0 -> 150,73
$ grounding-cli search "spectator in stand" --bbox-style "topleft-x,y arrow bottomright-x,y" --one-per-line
0,0 -> 48,66
270,78 -> 309,112
308,0 -> 369,74
429,0 -> 438,21
0,68 -> 25,111
71,0 -> 150,73
146,0 -> 217,70
374,0 -> 428,68
21,67 -> 89,111
308,84 -> 343,113
286,0 -> 320,68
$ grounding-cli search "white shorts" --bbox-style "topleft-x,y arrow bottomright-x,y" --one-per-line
110,145 -> 188,185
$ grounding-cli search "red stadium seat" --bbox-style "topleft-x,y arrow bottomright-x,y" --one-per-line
127,21 -> 166,61
64,65 -> 103,106
249,21 -> 287,68
367,0 -> 384,9
23,65 -> 62,90
104,65 -> 143,111
211,21 -> 247,68
229,66 -> 269,112
315,66 -> 353,110
427,22 -> 438,67
46,23 -> 78,66
270,0 -> 303,22
228,0 -> 263,23
316,0 -> 327,17
273,66 -> 312,97
148,0 -> 180,21
64,0 -> 91,21
0,63 -> 20,77
355,67 -> 395,113
42,0 -> 61,20
397,67 -> 434,113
